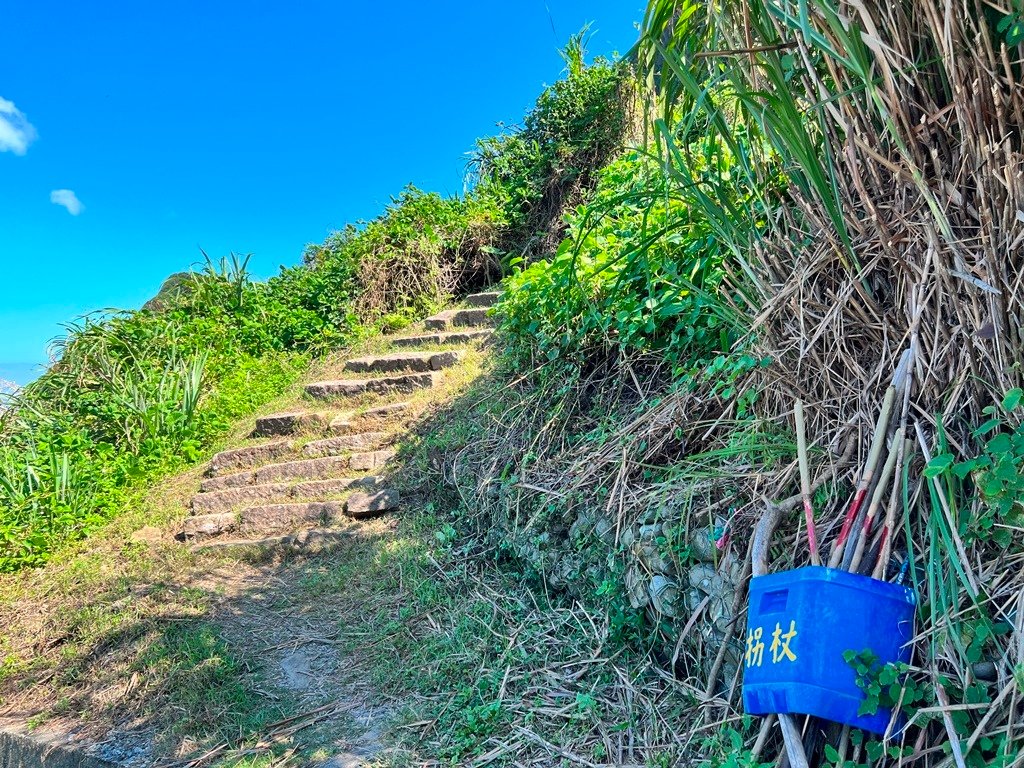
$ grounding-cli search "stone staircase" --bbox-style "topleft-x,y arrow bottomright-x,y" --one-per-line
177,290 -> 498,555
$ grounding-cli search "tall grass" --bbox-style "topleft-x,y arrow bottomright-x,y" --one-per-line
624,0 -> 1024,763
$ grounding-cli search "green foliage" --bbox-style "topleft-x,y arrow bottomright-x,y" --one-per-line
843,650 -> 926,718
0,288 -> 309,571
474,31 -> 628,256
923,390 -> 1024,547
303,186 -> 504,322
500,149 -> 748,376
696,723 -> 773,768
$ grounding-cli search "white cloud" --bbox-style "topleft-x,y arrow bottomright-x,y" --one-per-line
50,189 -> 84,216
0,96 -> 37,155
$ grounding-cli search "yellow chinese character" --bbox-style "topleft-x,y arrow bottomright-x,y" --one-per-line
770,620 -> 798,663
745,627 -> 765,668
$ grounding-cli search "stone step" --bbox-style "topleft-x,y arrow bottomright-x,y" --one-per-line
390,329 -> 493,349
343,351 -> 462,375
200,450 -> 395,492
189,528 -> 354,556
207,440 -> 292,477
181,502 -> 345,539
424,308 -> 494,332
328,402 -> 413,434
183,489 -> 400,540
301,432 -> 389,458
191,476 -> 385,515
252,411 -> 331,437
465,291 -> 502,308
306,372 -> 439,400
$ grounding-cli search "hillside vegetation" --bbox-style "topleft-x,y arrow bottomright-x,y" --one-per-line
0,36 -> 627,573
3,3 -> 1024,767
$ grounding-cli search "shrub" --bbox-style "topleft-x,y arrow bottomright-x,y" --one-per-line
499,148 -> 748,375
473,32 -> 630,259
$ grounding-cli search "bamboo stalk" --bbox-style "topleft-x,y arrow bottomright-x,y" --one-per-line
872,439 -> 915,580
830,349 -> 913,568
794,400 -> 821,566
848,427 -> 904,574
828,385 -> 895,567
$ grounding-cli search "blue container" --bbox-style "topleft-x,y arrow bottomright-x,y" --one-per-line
742,566 -> 916,735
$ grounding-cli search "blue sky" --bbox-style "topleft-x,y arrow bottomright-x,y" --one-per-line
0,1 -> 644,384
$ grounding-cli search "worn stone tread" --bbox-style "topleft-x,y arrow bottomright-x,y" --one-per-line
189,528 -> 354,556
252,411 -> 330,437
192,476 -> 385,514
207,440 -> 292,476
343,351 -> 463,375
423,308 -> 494,331
200,451 -> 394,491
465,290 -> 502,307
329,402 -> 412,434
390,329 -> 493,348
305,372 -> 439,400
182,502 -> 346,540
348,449 -> 396,471
301,432 -> 389,457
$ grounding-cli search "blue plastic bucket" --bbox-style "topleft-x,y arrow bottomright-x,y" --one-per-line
742,566 -> 916,735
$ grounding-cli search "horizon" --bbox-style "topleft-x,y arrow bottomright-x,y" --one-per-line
0,1 -> 643,386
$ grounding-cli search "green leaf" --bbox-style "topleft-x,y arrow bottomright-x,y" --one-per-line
924,453 -> 954,477
1003,388 -> 1024,411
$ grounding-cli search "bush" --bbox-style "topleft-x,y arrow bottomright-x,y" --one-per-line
473,32 -> 630,259
304,187 -> 504,326
499,149 -> 745,375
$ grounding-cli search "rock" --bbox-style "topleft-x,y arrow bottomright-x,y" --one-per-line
690,526 -> 719,563
973,661 -> 998,682
465,291 -> 502,307
191,476 -> 385,514
625,566 -> 650,609
237,502 -> 343,533
649,575 -> 680,617
423,308 -> 494,331
181,513 -> 237,539
345,489 -> 400,518
594,516 -> 615,542
343,351 -> 463,375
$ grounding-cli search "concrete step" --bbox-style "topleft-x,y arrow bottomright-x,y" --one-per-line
424,308 -> 494,332
189,528 -> 354,557
252,411 -> 331,437
343,351 -> 463,375
200,450 -> 395,492
465,291 -> 502,308
390,329 -> 493,348
306,372 -> 439,400
191,476 -> 385,515
207,440 -> 292,477
301,432 -> 389,458
181,502 -> 345,539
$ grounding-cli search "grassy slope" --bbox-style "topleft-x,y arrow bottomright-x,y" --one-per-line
0,317 -> 724,768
